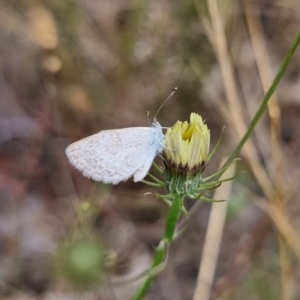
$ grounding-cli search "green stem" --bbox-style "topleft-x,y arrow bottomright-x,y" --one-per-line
219,31 -> 300,179
133,194 -> 184,300
163,194 -> 184,242
132,242 -> 165,300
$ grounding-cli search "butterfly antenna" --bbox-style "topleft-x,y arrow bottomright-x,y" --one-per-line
154,87 -> 177,121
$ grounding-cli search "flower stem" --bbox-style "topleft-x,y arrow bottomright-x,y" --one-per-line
133,193 -> 184,300
164,193 -> 184,242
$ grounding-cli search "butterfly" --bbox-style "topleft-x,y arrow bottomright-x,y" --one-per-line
66,121 -> 164,184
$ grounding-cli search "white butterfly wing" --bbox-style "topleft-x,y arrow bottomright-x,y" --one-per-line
66,126 -> 164,184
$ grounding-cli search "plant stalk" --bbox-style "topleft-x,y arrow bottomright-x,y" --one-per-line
133,193 -> 184,300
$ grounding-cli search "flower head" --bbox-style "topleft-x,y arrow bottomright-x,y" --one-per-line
55,235 -> 106,288
163,113 -> 210,194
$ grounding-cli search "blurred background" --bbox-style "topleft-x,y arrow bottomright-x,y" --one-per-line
0,0 -> 300,299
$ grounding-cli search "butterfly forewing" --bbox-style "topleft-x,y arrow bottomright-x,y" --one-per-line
66,126 -> 164,184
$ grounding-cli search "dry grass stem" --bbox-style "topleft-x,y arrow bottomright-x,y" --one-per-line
203,1 -> 300,297
206,0 -> 275,200
243,0 -> 282,182
257,200 -> 300,262
243,3 -> 296,299
193,159 -> 236,300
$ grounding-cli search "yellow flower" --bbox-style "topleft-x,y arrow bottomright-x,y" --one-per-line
164,113 -> 210,171
163,113 -> 210,194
